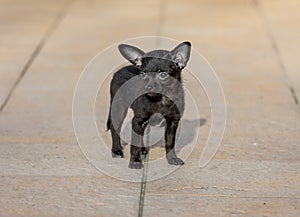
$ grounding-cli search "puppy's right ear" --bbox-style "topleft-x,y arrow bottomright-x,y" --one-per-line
171,41 -> 191,69
118,44 -> 144,67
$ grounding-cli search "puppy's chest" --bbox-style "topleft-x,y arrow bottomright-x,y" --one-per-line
148,96 -> 184,114
161,96 -> 173,106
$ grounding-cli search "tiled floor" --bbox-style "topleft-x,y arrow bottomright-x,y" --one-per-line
0,0 -> 299,216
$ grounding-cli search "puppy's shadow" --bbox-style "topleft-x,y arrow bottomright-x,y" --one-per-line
175,118 -> 207,152
121,118 -> 207,152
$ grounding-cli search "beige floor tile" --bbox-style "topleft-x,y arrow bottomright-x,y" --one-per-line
0,0 -> 68,107
260,0 -> 300,106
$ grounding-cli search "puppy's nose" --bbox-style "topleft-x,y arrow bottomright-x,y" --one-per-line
146,85 -> 153,91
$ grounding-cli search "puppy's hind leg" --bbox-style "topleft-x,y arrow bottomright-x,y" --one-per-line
165,119 -> 184,165
108,102 -> 127,158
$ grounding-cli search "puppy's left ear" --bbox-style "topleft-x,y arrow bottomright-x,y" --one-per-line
171,41 -> 191,69
118,44 -> 145,67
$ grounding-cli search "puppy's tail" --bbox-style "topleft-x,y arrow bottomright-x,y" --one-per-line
106,112 -> 111,131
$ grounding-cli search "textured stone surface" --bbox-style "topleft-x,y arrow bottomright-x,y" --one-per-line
0,0 -> 299,216
260,0 -> 300,105
0,0 -> 68,107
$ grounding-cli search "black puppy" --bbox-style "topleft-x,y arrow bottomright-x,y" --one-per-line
107,42 -> 191,169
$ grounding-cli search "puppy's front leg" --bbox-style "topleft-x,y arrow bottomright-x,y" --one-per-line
129,117 -> 147,169
165,119 -> 184,165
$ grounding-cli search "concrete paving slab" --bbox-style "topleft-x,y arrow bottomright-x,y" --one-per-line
0,0 -> 68,108
259,0 -> 300,106
146,160 -> 300,198
143,195 -> 300,217
0,143 -> 99,176
0,176 -> 140,217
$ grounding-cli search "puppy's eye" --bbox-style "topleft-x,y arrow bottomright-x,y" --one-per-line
158,72 -> 169,80
140,71 -> 147,79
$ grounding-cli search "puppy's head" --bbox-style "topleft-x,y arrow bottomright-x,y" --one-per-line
118,42 -> 191,98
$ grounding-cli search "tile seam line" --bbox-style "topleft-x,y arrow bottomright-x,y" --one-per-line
146,193 -> 300,199
138,1 -> 168,216
252,0 -> 299,109
138,126 -> 151,217
138,154 -> 149,217
0,0 -> 75,112
155,0 -> 167,47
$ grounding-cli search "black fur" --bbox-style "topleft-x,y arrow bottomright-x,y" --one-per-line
107,42 -> 191,169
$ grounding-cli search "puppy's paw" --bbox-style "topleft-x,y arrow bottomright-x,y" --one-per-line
112,150 -> 124,158
167,157 -> 184,166
128,161 -> 143,169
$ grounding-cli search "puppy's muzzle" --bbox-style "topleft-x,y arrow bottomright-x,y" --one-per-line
145,79 -> 162,94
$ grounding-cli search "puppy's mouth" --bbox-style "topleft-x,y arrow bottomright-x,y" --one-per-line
146,92 -> 162,100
